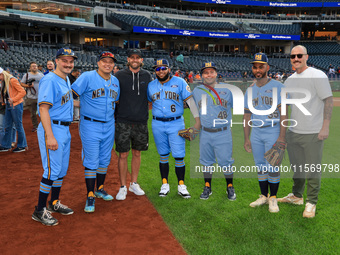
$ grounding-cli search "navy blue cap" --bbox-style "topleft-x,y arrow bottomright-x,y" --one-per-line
250,53 -> 268,64
98,51 -> 117,62
200,62 -> 217,73
153,59 -> 169,68
56,48 -> 77,59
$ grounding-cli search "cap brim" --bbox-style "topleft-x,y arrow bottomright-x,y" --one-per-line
201,66 -> 217,73
153,65 -> 169,68
250,61 -> 267,64
58,54 -> 78,59
128,53 -> 142,57
99,56 -> 117,62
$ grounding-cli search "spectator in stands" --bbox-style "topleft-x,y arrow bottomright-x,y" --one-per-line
184,71 -> 189,83
43,60 -> 55,75
328,65 -> 335,78
174,69 -> 181,77
68,68 -> 80,122
194,72 -> 201,81
114,49 -> 152,200
170,51 -> 174,59
275,72 -> 282,82
282,72 -> 288,82
337,67 -> 340,74
113,65 -> 121,74
242,71 -> 248,82
0,40 -> 9,52
68,68 -> 80,84
21,62 -> 44,132
38,64 -> 44,73
188,71 -> 194,83
0,67 -> 27,152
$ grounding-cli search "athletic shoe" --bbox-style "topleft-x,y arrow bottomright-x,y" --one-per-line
159,183 -> 170,197
84,197 -> 95,213
48,200 -> 74,215
178,184 -> 191,199
116,186 -> 127,200
303,202 -> 316,218
249,194 -> 268,207
12,147 -> 26,153
268,196 -> 280,213
227,186 -> 236,201
32,206 -> 58,226
277,193 -> 303,205
200,186 -> 212,200
0,147 -> 10,152
95,188 -> 114,201
129,182 -> 145,196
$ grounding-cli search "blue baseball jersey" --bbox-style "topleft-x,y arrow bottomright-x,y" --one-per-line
147,76 -> 192,118
192,84 -> 233,129
72,70 -> 120,122
38,72 -> 73,122
244,79 -> 284,127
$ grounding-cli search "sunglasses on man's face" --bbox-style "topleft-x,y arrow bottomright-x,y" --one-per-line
155,66 -> 168,72
290,54 -> 306,59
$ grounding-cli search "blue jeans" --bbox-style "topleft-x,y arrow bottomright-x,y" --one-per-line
2,103 -> 27,148
0,113 -> 4,145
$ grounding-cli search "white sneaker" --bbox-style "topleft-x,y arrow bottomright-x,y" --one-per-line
116,186 -> 127,200
277,193 -> 303,205
178,185 -> 191,199
268,196 -> 280,213
303,202 -> 316,218
159,183 -> 170,197
129,182 -> 145,196
249,194 -> 268,207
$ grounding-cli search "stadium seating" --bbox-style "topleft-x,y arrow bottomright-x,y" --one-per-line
166,18 -> 239,32
107,13 -> 165,31
250,23 -> 301,35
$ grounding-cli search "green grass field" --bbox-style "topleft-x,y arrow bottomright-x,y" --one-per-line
333,91 -> 340,97
136,108 -> 340,255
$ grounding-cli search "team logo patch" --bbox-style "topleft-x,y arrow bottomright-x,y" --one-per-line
171,85 -> 178,88
265,90 -> 272,93
186,85 -> 191,92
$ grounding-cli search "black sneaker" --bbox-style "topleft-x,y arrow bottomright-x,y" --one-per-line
32,206 -> 59,226
0,147 -> 10,152
48,200 -> 74,215
200,186 -> 212,200
12,147 -> 26,153
227,186 -> 236,201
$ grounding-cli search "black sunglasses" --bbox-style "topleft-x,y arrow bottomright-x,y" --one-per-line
290,54 -> 306,59
155,66 -> 168,72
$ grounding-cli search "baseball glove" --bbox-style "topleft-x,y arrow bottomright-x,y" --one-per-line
178,127 -> 200,141
264,141 -> 286,167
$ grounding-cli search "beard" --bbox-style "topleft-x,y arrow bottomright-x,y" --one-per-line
254,72 -> 267,80
156,72 -> 170,82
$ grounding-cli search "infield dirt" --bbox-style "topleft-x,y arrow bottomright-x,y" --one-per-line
0,110 -> 186,255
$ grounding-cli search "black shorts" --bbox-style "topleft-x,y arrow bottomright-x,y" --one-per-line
115,122 -> 149,153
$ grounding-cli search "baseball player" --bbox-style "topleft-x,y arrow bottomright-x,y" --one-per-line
243,53 -> 287,213
147,59 -> 200,198
192,62 -> 236,200
72,51 -> 120,213
32,48 -> 77,226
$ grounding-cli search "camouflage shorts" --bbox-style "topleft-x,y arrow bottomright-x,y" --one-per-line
115,122 -> 149,152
